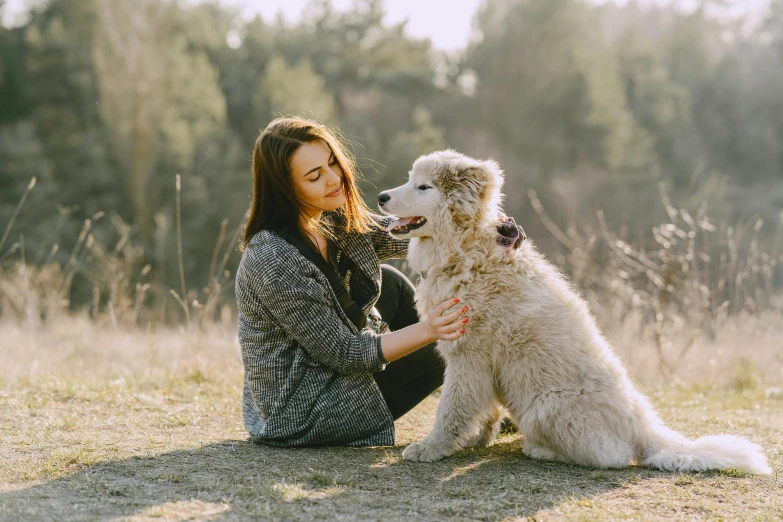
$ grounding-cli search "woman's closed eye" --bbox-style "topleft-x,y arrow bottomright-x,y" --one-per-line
309,156 -> 338,182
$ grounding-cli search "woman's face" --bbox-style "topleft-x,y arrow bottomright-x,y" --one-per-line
290,139 -> 346,219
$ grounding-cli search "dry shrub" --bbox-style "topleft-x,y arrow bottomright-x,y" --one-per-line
0,178 -> 237,331
0,213 -> 156,328
528,183 -> 783,382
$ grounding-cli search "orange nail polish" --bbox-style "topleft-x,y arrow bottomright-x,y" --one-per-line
462,317 -> 469,323
460,329 -> 465,334
454,298 -> 460,303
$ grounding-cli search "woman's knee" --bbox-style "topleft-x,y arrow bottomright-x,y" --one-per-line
380,264 -> 415,295
378,264 -> 418,330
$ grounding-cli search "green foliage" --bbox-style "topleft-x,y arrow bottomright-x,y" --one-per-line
465,0 -> 653,173
384,106 -> 446,181
258,56 -> 336,123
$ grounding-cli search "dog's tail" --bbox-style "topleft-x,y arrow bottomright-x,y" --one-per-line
642,424 -> 771,474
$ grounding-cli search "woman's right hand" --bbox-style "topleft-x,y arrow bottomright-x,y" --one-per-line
424,297 -> 469,342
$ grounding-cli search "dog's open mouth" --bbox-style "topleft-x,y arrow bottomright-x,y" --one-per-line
386,216 -> 427,235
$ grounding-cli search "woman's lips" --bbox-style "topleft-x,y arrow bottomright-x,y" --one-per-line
326,184 -> 343,197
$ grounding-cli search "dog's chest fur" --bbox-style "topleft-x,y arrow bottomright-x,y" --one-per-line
408,236 -> 543,359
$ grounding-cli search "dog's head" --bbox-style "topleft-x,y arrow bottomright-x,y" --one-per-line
377,149 -> 504,239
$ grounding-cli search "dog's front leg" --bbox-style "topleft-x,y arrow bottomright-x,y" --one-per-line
465,401 -> 503,448
402,357 -> 494,462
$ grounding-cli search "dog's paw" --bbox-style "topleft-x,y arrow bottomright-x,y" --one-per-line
402,441 -> 451,462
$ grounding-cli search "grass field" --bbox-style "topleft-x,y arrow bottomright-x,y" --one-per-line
1,319 -> 782,521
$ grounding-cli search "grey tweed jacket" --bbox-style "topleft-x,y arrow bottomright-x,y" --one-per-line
236,210 -> 409,447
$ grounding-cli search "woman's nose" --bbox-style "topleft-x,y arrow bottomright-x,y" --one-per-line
326,167 -> 342,184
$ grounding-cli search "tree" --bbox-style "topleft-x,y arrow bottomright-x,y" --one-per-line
383,106 -> 446,185
94,0 -> 228,242
257,56 -> 336,123
22,0 -> 119,240
466,0 -> 652,176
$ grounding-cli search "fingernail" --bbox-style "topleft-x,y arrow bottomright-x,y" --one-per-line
454,298 -> 460,303
460,329 -> 465,334
462,317 -> 469,323
461,306 -> 468,312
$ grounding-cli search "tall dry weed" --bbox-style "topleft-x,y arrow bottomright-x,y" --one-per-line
2,174 -> 781,382
0,176 -> 238,330
527,183 -> 783,379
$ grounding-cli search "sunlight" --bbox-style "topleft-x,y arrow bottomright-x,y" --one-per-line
272,481 -> 348,502
112,500 -> 230,522
440,459 -> 491,483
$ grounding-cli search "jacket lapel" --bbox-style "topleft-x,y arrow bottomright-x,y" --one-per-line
325,212 -> 381,308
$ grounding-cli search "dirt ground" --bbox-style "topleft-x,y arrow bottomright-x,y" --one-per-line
1,320 -> 781,521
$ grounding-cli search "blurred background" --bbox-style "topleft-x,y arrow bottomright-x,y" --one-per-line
1,0 -> 781,380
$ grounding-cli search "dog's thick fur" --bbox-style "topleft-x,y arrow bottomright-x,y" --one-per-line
378,150 -> 771,474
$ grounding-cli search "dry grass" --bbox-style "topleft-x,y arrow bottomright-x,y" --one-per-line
2,319 -> 782,521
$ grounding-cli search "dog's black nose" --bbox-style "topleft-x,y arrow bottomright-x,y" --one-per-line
378,193 -> 390,205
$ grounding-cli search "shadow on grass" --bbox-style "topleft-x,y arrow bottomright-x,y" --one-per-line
1,437 -> 704,521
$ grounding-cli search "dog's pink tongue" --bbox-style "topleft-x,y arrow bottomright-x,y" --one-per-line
386,217 -> 414,232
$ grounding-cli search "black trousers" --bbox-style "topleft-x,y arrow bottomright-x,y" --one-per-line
372,264 -> 446,420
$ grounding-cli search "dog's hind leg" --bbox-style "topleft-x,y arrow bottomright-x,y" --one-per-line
530,394 -> 635,469
521,438 -> 569,464
516,421 -> 570,463
402,356 -> 495,462
523,443 -> 557,461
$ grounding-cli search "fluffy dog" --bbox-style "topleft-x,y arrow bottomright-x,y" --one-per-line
377,149 -> 771,474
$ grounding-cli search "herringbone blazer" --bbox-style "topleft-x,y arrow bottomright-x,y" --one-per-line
236,210 -> 409,447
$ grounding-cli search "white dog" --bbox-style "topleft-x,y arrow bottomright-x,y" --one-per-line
378,149 -> 771,474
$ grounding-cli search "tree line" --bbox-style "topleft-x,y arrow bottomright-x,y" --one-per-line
1,0 -> 781,319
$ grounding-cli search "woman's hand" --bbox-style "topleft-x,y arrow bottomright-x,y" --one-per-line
424,297 -> 469,342
378,296 -> 468,362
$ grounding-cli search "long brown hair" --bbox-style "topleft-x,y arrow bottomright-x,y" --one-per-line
241,117 -> 378,253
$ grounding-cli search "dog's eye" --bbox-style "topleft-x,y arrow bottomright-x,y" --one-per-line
417,185 -> 432,191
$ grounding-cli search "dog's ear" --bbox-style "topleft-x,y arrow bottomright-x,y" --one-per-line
443,159 -> 505,228
442,168 -> 484,227
476,159 -> 505,215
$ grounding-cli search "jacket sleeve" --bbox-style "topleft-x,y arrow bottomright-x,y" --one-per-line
368,213 -> 410,260
239,249 -> 388,374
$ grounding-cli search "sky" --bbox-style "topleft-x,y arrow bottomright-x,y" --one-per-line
0,0 -> 483,49
211,0 -> 486,51
2,0 -> 771,51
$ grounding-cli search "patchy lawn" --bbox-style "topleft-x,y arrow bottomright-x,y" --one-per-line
1,321 -> 782,521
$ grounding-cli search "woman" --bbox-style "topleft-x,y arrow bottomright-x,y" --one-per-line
236,117 -> 516,447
